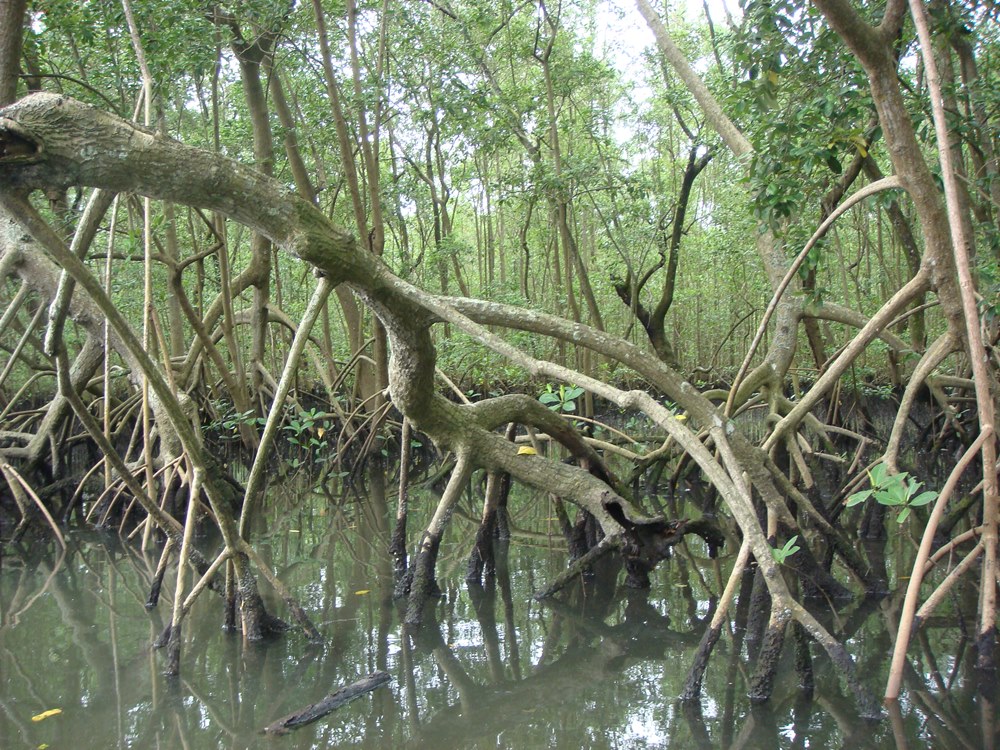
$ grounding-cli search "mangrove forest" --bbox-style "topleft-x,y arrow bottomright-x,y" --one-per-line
0,0 -> 998,746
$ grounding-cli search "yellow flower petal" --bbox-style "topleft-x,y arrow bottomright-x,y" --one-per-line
31,709 -> 62,722
354,589 -> 370,596
517,446 -> 537,456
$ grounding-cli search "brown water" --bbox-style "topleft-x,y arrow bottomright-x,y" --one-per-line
0,480 -> 995,749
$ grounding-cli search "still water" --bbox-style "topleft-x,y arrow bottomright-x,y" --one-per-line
0,477 -> 995,749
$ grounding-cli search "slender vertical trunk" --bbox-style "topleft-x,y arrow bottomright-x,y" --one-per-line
312,0 -> 383,408
161,199 -> 186,359
348,0 -> 390,399
0,0 -> 26,106
953,35 -> 1000,230
519,196 -> 535,301
537,16 -> 604,331
268,64 -> 367,400
229,30 -> 275,405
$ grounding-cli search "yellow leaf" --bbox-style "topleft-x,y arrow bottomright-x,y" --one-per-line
517,446 -> 537,456
39,745 -> 50,749
766,69 -> 779,86
354,589 -> 370,596
316,427 -> 325,438
31,709 -> 62,722
675,413 -> 687,421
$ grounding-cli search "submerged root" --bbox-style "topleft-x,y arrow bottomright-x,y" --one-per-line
405,452 -> 474,625
404,529 -> 445,625
748,612 -> 788,703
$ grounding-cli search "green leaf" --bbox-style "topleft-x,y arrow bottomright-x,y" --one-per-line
897,507 -> 911,524
771,535 -> 800,564
908,490 -> 938,507
893,482 -> 913,503
869,463 -> 888,485
875,491 -> 901,506
845,489 -> 871,507
883,471 -> 907,490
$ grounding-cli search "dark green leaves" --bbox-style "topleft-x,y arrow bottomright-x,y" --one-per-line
539,384 -> 585,412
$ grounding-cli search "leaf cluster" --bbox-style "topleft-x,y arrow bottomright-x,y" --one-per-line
846,463 -> 939,524
539,383 -> 585,413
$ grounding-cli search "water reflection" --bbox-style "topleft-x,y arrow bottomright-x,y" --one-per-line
0,485 -> 997,749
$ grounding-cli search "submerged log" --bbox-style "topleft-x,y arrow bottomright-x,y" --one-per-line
261,671 -> 391,735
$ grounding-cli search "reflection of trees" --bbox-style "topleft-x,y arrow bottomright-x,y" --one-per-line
405,561 -> 703,748
394,532 -> 995,750
877,613 -> 989,750
1,514 -> 997,749
0,531 -> 402,747
0,539 -> 158,748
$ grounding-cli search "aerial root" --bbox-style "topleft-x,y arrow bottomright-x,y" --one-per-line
748,610 -> 788,703
405,452 -> 474,625
681,540 -> 751,701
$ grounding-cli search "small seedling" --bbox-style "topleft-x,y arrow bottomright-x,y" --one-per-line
846,463 -> 938,523
771,535 -> 800,564
539,384 -> 585,413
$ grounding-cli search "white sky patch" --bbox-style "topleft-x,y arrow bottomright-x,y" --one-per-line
596,0 -> 742,146
597,0 -> 743,78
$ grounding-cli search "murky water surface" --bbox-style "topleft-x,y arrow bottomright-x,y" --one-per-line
0,479 -> 995,748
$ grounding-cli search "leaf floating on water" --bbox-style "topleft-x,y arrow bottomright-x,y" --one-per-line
354,589 -> 370,596
31,709 -> 62,722
516,446 -> 537,456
